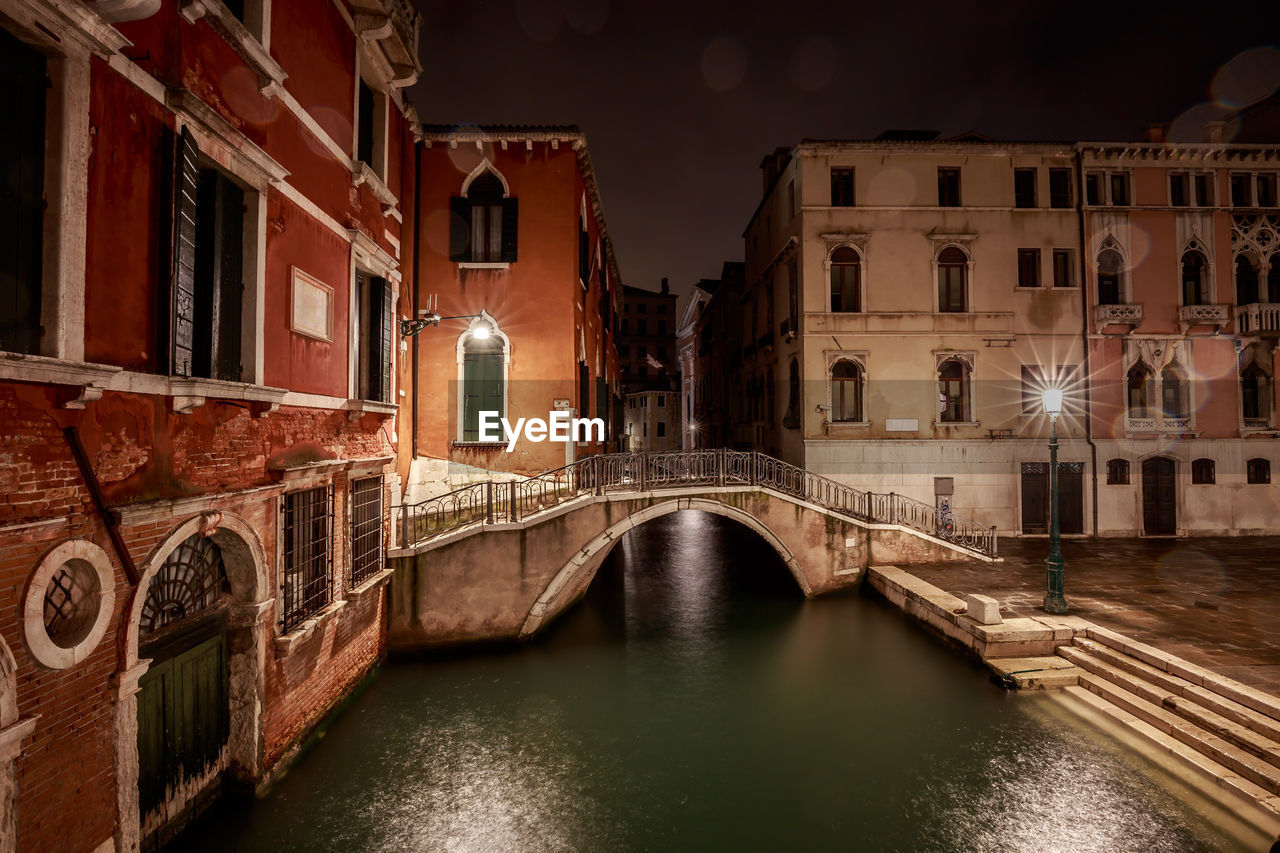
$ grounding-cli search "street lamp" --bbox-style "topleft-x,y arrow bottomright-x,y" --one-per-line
1041,388 -> 1068,614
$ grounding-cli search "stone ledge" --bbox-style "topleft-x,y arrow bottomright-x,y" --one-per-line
347,568 -> 393,602
273,599 -> 347,657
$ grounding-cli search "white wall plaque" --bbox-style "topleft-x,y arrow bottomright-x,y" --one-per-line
291,267 -> 333,342
885,418 -> 919,432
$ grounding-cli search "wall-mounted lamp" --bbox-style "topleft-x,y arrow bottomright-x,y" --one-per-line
399,309 -> 486,338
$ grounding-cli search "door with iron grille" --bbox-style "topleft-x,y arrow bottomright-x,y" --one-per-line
136,534 -> 231,836
1142,457 -> 1177,535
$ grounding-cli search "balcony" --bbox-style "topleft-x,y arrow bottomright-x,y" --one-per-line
779,317 -> 797,342
806,311 -> 1013,336
1178,304 -> 1229,332
1126,416 -> 1192,434
1244,418 -> 1273,432
1238,303 -> 1280,336
1095,303 -> 1142,332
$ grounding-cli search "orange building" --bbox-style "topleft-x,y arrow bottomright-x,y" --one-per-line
404,126 -> 622,496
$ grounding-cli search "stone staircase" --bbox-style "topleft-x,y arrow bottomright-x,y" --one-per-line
1052,626 -> 1280,833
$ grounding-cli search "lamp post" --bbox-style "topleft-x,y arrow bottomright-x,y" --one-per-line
1041,388 -> 1069,614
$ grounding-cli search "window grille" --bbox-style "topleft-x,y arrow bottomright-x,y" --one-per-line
281,485 -> 333,632
140,534 -> 229,637
1247,458 -> 1271,485
1106,459 -> 1130,485
350,477 -> 384,587
1191,458 -> 1215,485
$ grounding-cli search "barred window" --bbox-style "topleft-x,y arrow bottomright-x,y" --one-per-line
1191,458 -> 1215,485
281,485 -> 333,632
1106,459 -> 1130,485
350,477 -> 384,587
1247,458 -> 1271,485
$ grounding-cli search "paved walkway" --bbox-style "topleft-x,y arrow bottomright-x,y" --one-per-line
907,537 -> 1280,697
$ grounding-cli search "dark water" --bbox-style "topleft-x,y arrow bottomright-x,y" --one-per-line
183,512 -> 1253,852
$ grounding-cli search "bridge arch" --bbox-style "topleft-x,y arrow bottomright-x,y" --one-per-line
519,497 -> 810,638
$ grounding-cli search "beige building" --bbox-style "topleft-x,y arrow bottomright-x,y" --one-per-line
743,133 -> 1088,534
623,389 -> 681,451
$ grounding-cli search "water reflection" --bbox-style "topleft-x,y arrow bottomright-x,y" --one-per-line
181,512 -> 1254,852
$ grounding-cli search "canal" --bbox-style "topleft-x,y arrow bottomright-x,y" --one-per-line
183,511 -> 1252,851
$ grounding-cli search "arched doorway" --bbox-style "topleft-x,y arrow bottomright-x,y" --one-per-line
137,532 -> 232,846
1141,457 -> 1176,535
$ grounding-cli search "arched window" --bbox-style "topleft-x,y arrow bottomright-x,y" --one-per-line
831,360 -> 863,422
1161,362 -> 1188,419
1191,458 -> 1215,485
140,534 -> 230,639
937,247 -> 967,312
1236,254 -> 1260,305
830,247 -> 861,312
1097,248 -> 1123,305
1106,459 -> 1130,485
451,168 -> 517,263
1269,253 -> 1280,303
1247,458 -> 1271,484
1127,364 -> 1154,418
938,359 -> 969,422
1242,364 -> 1270,423
1180,250 -> 1208,306
784,358 -> 800,428
461,328 -> 505,441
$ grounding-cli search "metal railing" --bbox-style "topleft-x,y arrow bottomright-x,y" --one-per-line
400,450 -> 999,558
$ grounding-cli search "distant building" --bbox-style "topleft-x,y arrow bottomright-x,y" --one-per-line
677,262 -> 745,449
623,389 -> 681,451
620,279 -> 679,392
406,125 -> 622,497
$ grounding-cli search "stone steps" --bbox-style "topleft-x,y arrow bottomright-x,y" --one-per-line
1059,646 -> 1280,798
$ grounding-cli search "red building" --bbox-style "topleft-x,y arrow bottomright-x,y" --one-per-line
404,125 -> 622,495
0,0 -> 419,847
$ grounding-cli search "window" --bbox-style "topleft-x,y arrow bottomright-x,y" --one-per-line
831,361 -> 863,422
784,358 -> 800,429
170,128 -> 247,381
1014,169 -> 1037,208
657,395 -> 665,407
1109,173 -> 1130,206
1127,364 -> 1153,418
1259,175 -> 1277,208
937,247 -> 967,312
658,346 -> 667,361
1085,173 -> 1102,206
787,261 -> 799,328
349,476 -> 384,587
1194,173 -> 1213,207
1161,363 -> 1188,419
462,331 -> 503,441
1180,250 -> 1208,306
1106,459 -> 1130,485
638,319 -> 647,335
830,247 -> 861,312
450,170 -> 517,263
657,422 -> 666,438
1017,249 -> 1041,287
140,534 -> 229,637
355,78 -> 386,177
1231,173 -> 1253,207
937,167 -> 961,207
1236,255 -> 1260,305
638,304 -> 648,314
938,359 -> 969,422
578,216 -> 590,287
1097,248 -> 1123,304
831,168 -> 855,206
1247,458 -> 1271,484
0,29 -> 45,355
1052,249 -> 1074,288
657,304 -> 667,314
355,271 -> 392,402
281,485 -> 333,632
1049,168 -> 1072,208
1242,365 -> 1270,423
1191,459 -> 1215,485
658,319 -> 667,335
23,540 -> 116,671
1170,173 -> 1189,207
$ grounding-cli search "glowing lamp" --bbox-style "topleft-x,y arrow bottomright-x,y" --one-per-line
472,325 -> 491,340
1041,388 -> 1063,418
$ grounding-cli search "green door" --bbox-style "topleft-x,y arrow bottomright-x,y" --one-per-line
137,632 -> 229,818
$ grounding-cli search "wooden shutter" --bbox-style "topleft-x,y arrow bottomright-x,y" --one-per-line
171,127 -> 200,376
449,197 -> 469,261
578,222 -> 589,284
500,198 -> 518,262
373,276 -> 392,403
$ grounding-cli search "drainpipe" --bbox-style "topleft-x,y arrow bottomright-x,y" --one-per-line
411,140 -> 422,460
1075,148 -> 1100,538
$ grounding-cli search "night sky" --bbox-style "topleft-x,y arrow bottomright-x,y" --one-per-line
407,1 -> 1279,304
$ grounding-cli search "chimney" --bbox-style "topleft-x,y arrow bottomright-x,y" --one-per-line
1204,121 -> 1225,143
1144,123 -> 1165,143
660,277 -> 669,294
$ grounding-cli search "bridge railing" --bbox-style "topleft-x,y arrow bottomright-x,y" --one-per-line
399,449 -> 998,559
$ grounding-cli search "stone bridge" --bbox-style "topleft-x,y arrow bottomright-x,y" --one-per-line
386,450 -> 998,649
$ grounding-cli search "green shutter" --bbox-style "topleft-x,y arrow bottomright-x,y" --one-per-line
449,197 -> 469,261
170,127 -> 200,376
463,347 -> 502,440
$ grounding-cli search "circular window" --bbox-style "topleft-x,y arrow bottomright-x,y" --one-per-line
24,540 -> 116,670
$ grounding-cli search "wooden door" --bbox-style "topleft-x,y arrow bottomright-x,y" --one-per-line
1142,457 -> 1177,535
137,632 -> 229,818
1020,463 -> 1047,534
1060,464 -> 1084,534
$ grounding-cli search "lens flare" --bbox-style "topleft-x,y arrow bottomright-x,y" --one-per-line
1211,46 -> 1280,110
701,36 -> 747,93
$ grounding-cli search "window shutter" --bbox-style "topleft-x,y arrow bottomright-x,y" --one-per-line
481,352 -> 503,419
449,197 -> 469,262
372,276 -> 391,403
500,198 -> 518,262
170,127 -> 200,377
578,226 -> 589,285
462,355 -> 479,441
